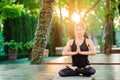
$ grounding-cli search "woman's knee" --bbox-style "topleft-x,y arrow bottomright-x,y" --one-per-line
58,68 -> 78,77
88,67 -> 96,75
58,70 -> 66,77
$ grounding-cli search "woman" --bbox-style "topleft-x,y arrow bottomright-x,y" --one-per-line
58,22 -> 96,77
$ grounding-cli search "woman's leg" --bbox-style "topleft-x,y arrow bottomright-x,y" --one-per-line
58,67 -> 78,77
75,66 -> 96,76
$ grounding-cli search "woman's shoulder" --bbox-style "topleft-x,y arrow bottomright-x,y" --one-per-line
86,38 -> 93,44
67,39 -> 74,45
86,38 -> 90,41
86,38 -> 92,42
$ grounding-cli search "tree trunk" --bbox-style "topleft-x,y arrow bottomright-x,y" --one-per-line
110,0 -> 116,45
68,0 -> 75,39
118,3 -> 120,15
59,3 -> 65,37
104,0 -> 116,54
31,0 -> 54,64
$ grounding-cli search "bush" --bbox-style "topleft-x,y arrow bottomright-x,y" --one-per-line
5,40 -> 23,51
24,41 -> 33,49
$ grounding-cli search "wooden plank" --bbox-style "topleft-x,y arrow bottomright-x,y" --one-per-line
111,47 -> 120,53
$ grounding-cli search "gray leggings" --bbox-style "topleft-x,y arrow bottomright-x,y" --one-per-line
59,67 -> 96,77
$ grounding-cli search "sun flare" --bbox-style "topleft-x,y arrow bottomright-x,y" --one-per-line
71,12 -> 81,24
56,7 -> 85,24
56,8 -> 69,19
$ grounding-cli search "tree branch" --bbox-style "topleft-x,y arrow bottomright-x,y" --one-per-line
83,0 -> 101,21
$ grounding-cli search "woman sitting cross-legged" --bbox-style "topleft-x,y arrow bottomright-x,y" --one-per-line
58,22 -> 96,77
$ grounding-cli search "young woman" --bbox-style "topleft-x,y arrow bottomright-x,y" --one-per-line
58,22 -> 96,77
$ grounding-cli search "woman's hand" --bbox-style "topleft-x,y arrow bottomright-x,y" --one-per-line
76,45 -> 81,54
71,51 -> 78,55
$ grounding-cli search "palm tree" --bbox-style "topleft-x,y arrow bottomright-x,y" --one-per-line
31,0 -> 54,64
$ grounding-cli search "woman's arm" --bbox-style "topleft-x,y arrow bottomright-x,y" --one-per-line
62,40 -> 78,56
78,39 -> 96,55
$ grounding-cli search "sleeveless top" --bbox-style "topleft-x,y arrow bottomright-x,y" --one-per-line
71,39 -> 90,68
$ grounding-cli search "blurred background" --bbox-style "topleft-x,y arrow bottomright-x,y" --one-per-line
0,0 -> 120,62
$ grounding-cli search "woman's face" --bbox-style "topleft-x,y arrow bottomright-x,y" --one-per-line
74,26 -> 85,37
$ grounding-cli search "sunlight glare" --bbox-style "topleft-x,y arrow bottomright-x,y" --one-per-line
114,16 -> 120,27
91,11 -> 95,15
56,57 -> 65,62
71,12 -> 81,24
56,8 -> 69,19
81,11 -> 85,17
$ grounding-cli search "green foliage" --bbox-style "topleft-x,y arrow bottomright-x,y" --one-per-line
15,0 -> 42,15
83,0 -> 105,39
17,52 -> 28,59
62,37 -> 68,46
5,40 -> 23,50
3,12 -> 37,43
98,39 -> 104,46
0,0 -> 13,9
0,0 -> 24,19
24,41 -> 33,49
0,39 -> 4,47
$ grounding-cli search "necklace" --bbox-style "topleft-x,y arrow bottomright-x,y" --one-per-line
75,39 -> 84,46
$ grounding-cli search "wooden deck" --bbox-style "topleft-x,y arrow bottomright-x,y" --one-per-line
0,54 -> 120,80
43,54 -> 120,80
111,47 -> 120,53
42,54 -> 120,65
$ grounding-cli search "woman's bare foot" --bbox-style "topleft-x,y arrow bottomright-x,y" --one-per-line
66,65 -> 77,70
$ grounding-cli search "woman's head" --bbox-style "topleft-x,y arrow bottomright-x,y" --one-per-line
74,22 -> 86,38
